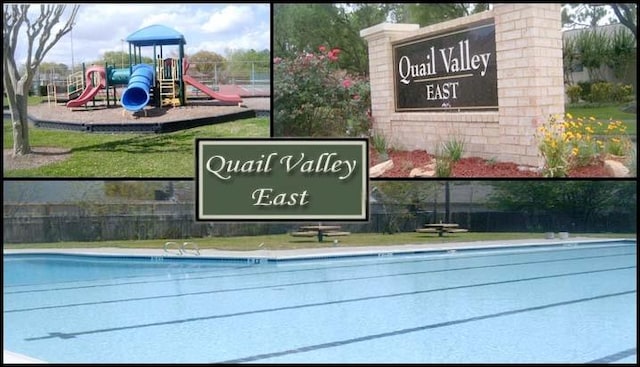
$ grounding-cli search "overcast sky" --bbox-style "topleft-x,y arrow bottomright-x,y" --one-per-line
13,3 -> 270,67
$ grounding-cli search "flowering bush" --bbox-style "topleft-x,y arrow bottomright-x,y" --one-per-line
273,46 -> 371,137
537,112 -> 633,177
537,114 -> 572,177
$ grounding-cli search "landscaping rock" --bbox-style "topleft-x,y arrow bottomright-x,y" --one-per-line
409,161 -> 437,177
370,159 -> 394,177
603,159 -> 630,177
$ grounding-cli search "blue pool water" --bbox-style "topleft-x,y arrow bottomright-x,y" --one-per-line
3,241 -> 637,363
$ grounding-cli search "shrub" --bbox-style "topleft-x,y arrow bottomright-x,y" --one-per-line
371,132 -> 388,154
566,84 -> 582,104
273,46 -> 371,137
589,82 -> 614,103
434,145 -> 453,177
576,81 -> 593,102
611,83 -> 634,104
441,135 -> 466,162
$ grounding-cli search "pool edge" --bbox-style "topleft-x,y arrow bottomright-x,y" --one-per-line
3,237 -> 634,262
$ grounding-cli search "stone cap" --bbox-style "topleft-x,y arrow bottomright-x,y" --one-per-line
360,23 -> 420,41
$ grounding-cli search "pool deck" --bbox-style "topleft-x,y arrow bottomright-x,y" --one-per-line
3,236 -> 634,363
3,236 -> 631,260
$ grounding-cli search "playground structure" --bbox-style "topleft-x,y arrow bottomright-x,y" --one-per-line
65,24 -> 242,112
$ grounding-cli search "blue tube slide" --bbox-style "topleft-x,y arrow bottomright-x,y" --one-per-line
121,64 -> 154,111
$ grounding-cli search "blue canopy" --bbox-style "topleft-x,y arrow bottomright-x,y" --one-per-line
125,24 -> 186,47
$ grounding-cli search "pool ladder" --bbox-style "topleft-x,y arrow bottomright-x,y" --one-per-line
164,241 -> 200,256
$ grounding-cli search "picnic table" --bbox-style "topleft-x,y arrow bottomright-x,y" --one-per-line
416,223 -> 468,237
290,225 -> 350,242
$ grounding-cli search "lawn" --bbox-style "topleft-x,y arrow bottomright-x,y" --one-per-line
3,232 -> 635,251
565,104 -> 637,135
3,116 -> 270,177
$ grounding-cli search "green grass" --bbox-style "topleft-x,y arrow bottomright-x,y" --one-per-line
4,116 -> 270,177
565,104 -> 637,135
3,232 -> 635,251
3,95 -> 44,107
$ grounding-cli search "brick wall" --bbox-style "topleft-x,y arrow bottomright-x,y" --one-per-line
361,4 -> 564,168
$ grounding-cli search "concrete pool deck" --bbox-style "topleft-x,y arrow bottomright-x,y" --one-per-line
3,236 -> 635,363
2,237 -> 632,260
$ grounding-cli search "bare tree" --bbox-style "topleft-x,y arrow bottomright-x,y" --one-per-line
3,4 -> 79,155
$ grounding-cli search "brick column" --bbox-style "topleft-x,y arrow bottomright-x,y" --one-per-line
360,23 -> 419,138
494,3 -> 564,167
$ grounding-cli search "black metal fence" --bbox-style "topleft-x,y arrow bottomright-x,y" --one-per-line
3,203 -> 636,244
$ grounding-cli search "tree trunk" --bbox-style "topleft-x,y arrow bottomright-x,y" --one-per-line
11,83 -> 31,156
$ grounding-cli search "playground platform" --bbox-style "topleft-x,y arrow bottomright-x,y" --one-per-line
18,97 -> 269,134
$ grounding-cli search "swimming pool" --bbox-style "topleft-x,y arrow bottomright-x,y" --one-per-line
3,240 -> 636,363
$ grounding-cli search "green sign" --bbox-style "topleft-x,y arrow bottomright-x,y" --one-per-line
196,139 -> 369,220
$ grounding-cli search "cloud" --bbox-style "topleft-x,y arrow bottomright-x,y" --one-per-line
11,4 -> 270,67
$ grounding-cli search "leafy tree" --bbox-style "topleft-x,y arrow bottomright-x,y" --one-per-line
274,3 -> 490,76
573,28 -> 610,81
37,61 -> 69,77
371,181 -> 439,233
274,3 -> 390,75
562,3 -> 612,29
4,4 -> 80,155
104,181 -> 163,201
96,51 -> 152,68
488,181 -> 636,231
606,27 -> 636,79
188,50 -> 226,76
225,48 -> 270,81
399,3 -> 489,26
563,3 -> 637,39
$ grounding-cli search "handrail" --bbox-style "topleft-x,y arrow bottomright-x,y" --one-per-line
182,241 -> 200,256
164,241 -> 183,255
163,241 -> 199,256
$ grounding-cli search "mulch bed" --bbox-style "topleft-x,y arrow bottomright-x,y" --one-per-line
369,148 -> 611,178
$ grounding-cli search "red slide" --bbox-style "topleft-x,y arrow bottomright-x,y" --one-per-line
183,75 -> 242,104
66,66 -> 107,108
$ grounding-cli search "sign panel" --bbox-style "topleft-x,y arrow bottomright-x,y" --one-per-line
394,21 -> 497,111
196,139 -> 368,221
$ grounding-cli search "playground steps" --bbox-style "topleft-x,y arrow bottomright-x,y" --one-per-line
67,70 -> 84,99
158,80 -> 179,107
46,84 -> 57,106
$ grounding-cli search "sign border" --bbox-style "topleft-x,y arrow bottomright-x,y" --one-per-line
392,20 -> 498,112
195,138 -> 369,222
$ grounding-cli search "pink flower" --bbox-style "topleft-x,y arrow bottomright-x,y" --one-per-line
327,48 -> 341,61
342,79 -> 352,88
352,94 -> 360,100
318,45 -> 326,53
273,57 -> 282,64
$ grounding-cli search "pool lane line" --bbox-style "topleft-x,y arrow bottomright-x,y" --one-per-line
6,252 -> 636,313
5,252 -> 636,313
5,248 -> 635,295
22,266 -> 635,341
3,264 -> 252,289
216,289 -> 636,363
5,243 -> 633,290
586,348 -> 637,363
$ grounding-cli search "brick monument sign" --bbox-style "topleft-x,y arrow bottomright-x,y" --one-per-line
361,4 -> 564,168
